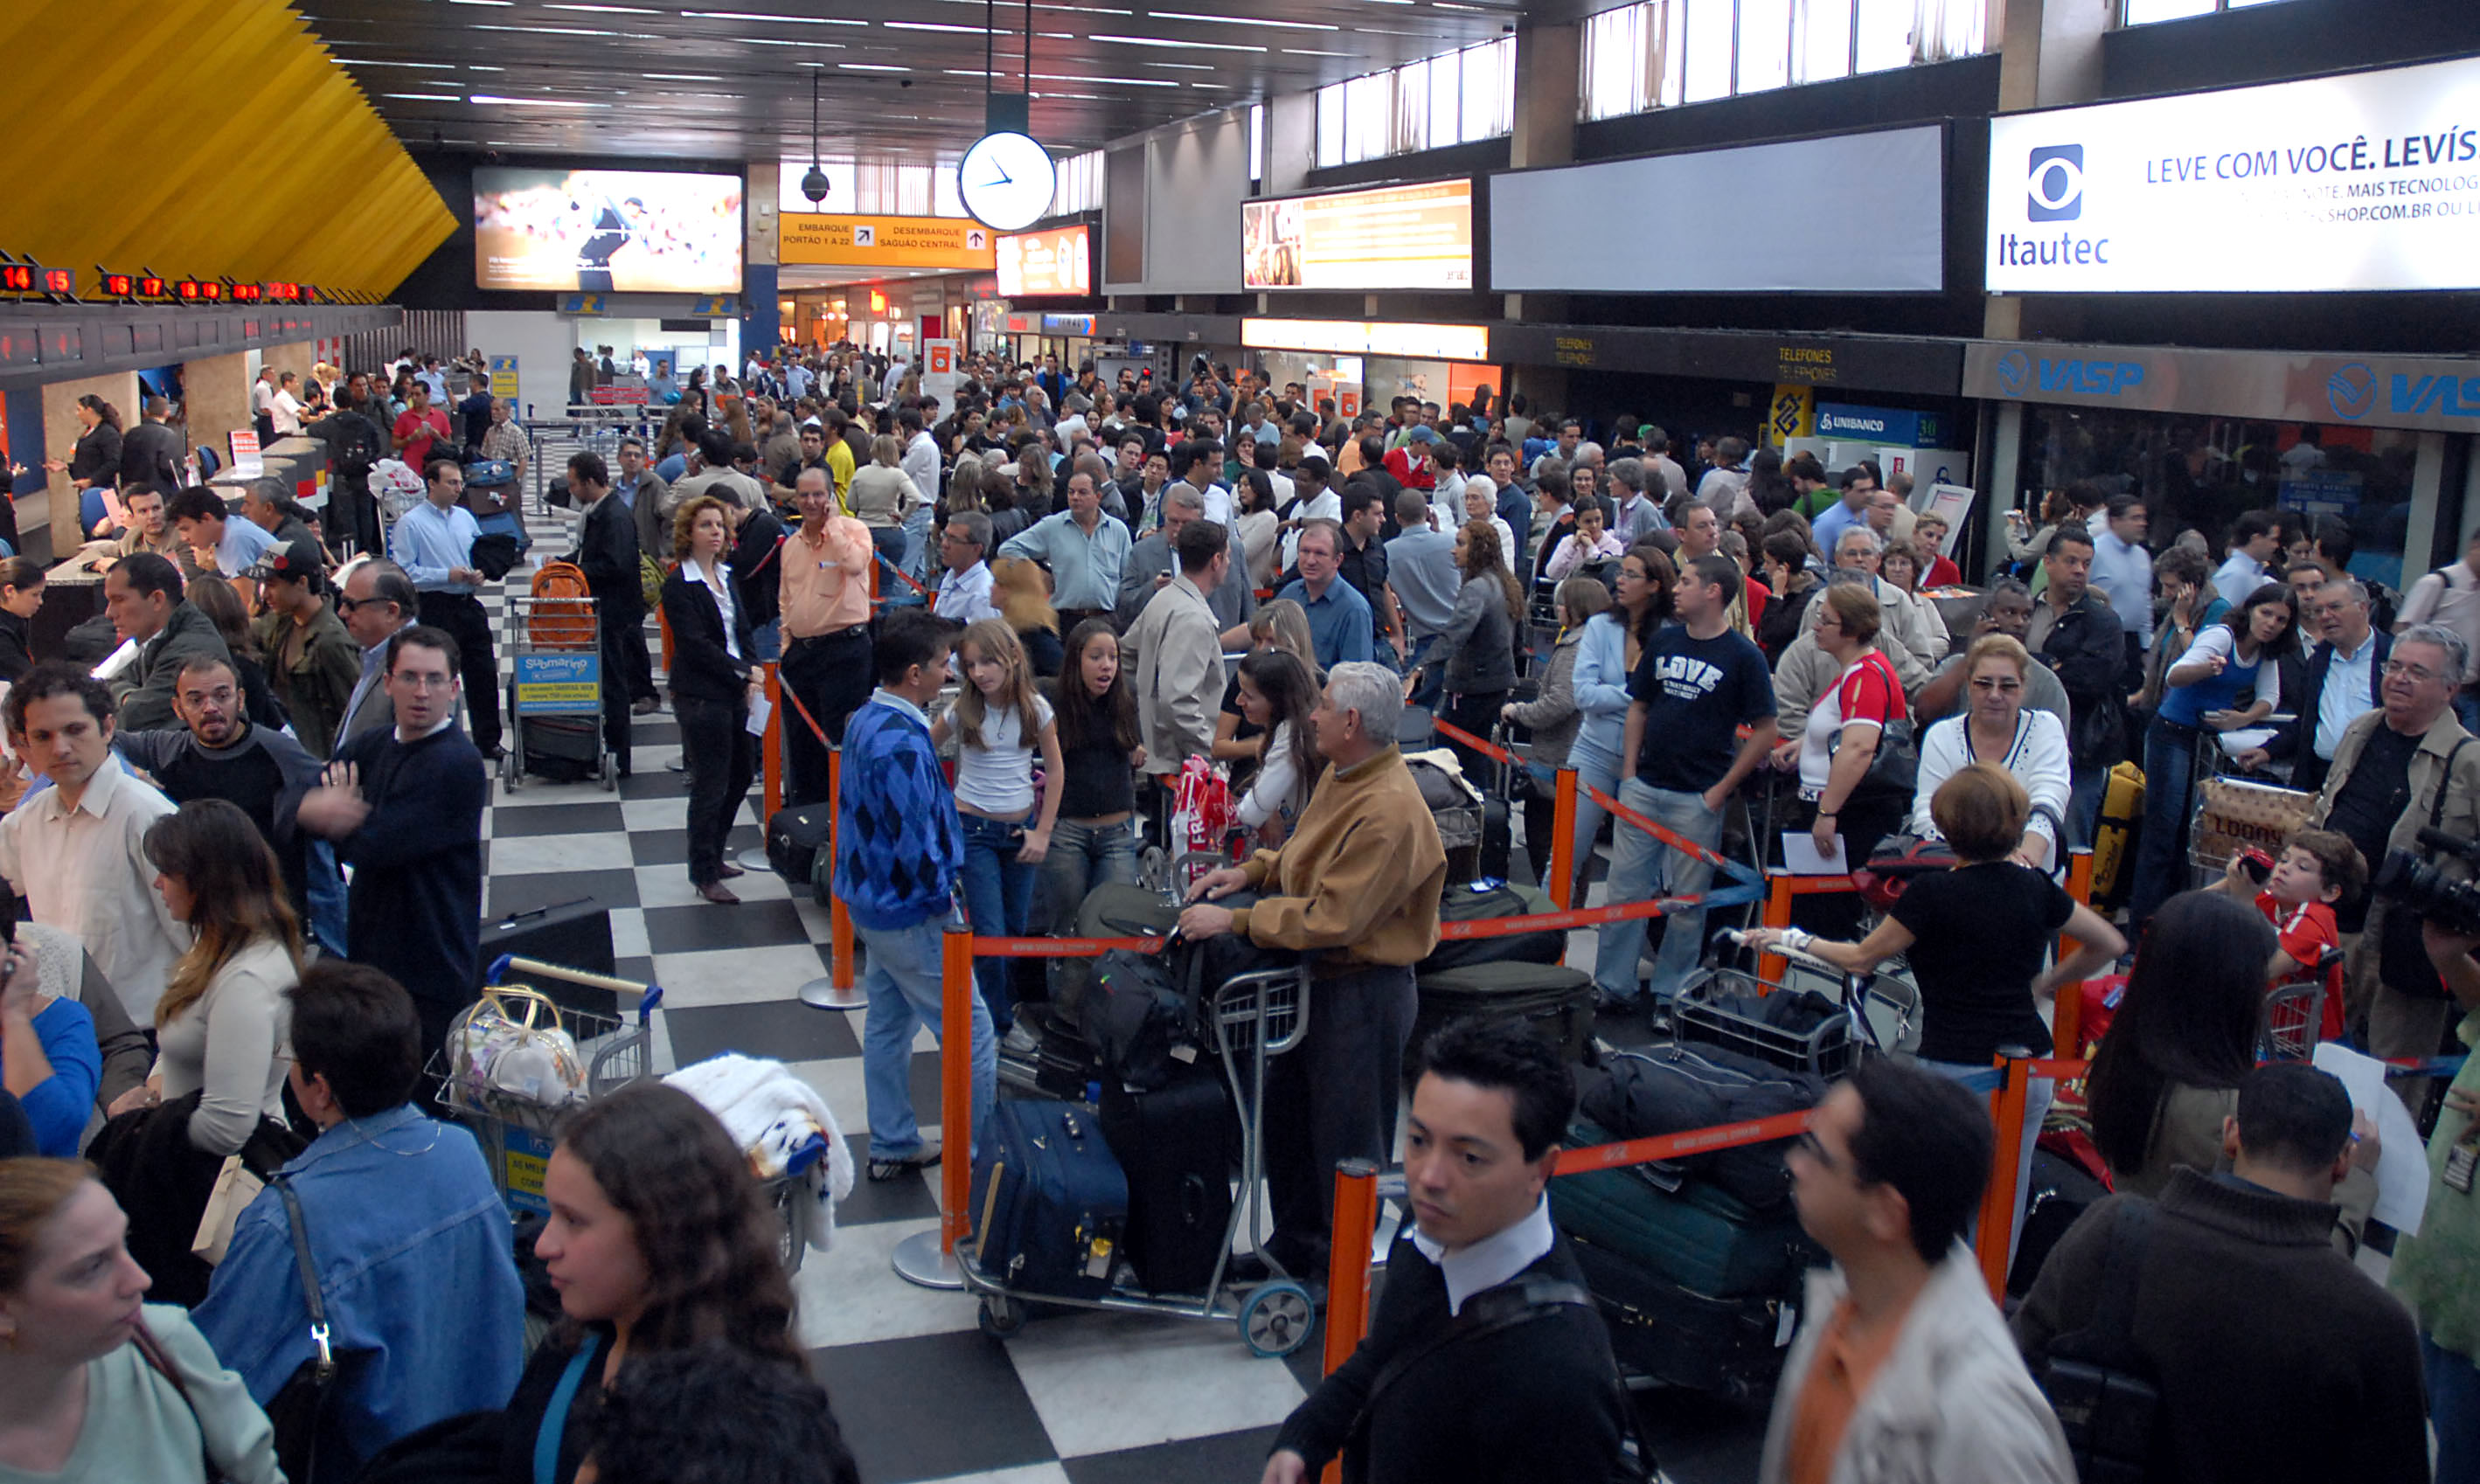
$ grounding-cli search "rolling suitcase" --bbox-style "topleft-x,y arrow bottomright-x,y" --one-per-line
1580,1045 -> 1824,1210
1420,881 -> 1567,973
519,714 -> 599,783
1566,1232 -> 1807,1404
1413,961 -> 1596,1068
997,1005 -> 1104,1101
1098,1064 -> 1238,1294
1050,882 -> 1180,1027
1478,795 -> 1516,883
477,899 -> 617,1015
969,1099 -> 1129,1300
1551,1119 -> 1821,1298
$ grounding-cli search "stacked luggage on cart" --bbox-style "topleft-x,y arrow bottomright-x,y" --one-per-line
1550,967 -> 1844,1406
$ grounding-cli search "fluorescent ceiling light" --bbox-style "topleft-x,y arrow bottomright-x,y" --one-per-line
839,62 -> 910,71
1033,71 -> 1179,86
881,19 -> 983,31
448,1 -> 512,6
544,3 -> 659,10
644,73 -> 725,80
469,94 -> 607,107
1036,31 -> 1076,38
1088,32 -> 1265,50
684,9 -> 865,21
331,59 -> 459,67
733,35 -> 848,45
1149,9 -> 1336,25
1144,60 -> 1216,69
466,65 -> 504,71
1282,46 -> 1354,54
383,93 -> 465,101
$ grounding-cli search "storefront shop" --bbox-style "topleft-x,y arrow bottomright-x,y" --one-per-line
1240,317 -> 1496,426
1969,340 -> 2480,593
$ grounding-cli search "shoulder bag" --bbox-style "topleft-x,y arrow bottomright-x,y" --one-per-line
2378,736 -> 2472,999
259,1171 -> 347,1484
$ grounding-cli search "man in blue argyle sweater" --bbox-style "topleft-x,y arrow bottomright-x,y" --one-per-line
835,609 -> 996,1182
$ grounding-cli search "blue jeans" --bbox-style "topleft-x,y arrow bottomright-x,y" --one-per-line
2128,717 -> 2200,928
2065,762 -> 2109,850
2427,1332 -> 2480,1484
1033,815 -> 1140,933
750,617 -> 782,663
858,916 -> 996,1162
1563,738 -> 1622,902
1595,778 -> 1722,1005
959,810 -> 1037,1031
306,840 -> 349,957
1404,633 -> 1443,710
2457,691 -> 2480,738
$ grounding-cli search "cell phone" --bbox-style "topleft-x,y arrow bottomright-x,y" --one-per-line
2235,847 -> 2275,884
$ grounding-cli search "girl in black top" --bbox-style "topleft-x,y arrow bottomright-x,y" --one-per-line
502,1084 -> 809,1484
1033,620 -> 1144,932
0,556 -> 43,683
1746,764 -> 2122,1066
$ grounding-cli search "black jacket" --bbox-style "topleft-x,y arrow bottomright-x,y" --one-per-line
119,420 -> 184,496
0,608 -> 31,684
729,508 -> 788,630
661,564 -> 754,704
2262,628 -> 2390,795
1274,1228 -> 1630,1484
2038,592 -> 2128,767
566,493 -> 643,621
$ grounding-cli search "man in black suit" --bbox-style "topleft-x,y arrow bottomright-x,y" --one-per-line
563,451 -> 643,772
118,398 -> 186,502
2239,577 -> 2390,796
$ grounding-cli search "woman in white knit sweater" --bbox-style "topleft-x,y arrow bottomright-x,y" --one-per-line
1907,634 -> 2073,870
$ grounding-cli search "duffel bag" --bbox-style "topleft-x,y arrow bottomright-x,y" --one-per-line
1421,881 -> 1566,973
767,805 -> 835,899
1080,949 -> 1198,1092
1051,883 -> 1180,1030
1580,1044 -> 1823,1210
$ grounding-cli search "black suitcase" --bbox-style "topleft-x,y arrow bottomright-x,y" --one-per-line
1553,1118 -> 1821,1298
1421,881 -> 1567,974
1567,1231 -> 1806,1405
1098,1064 -> 1238,1294
1479,795 -> 1516,882
520,714 -> 598,782
766,805 -> 835,901
969,1099 -> 1129,1300
1580,1045 -> 1824,1211
1413,961 -> 1595,1068
1050,882 -> 1179,1027
2008,1148 -> 2108,1298
477,899 -> 617,1016
998,1005 -> 1105,1101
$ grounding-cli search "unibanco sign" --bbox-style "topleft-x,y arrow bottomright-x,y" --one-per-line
1986,54 -> 2480,294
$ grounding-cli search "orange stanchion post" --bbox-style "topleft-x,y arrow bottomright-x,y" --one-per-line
1546,767 -> 1578,910
891,919 -> 976,1289
1758,872 -> 1796,982
1323,1159 -> 1380,1377
657,603 -> 674,673
830,746 -> 856,989
2052,849 -> 2096,1058
1976,1051 -> 2035,1299
761,663 -> 783,822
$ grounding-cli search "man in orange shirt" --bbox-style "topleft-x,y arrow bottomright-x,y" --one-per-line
776,466 -> 877,807
1761,1060 -> 2072,1484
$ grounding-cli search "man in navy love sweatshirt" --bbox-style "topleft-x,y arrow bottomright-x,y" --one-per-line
298,625 -> 486,1104
834,609 -> 994,1182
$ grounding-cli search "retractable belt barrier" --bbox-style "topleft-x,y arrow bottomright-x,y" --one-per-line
1429,718 -> 1762,887
874,549 -> 930,597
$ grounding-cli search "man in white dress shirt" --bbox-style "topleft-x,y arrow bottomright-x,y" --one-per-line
934,512 -> 999,625
0,664 -> 187,1019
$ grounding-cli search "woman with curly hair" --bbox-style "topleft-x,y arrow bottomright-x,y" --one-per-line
502,1083 -> 802,1484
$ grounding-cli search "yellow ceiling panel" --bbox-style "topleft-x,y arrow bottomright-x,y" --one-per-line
0,0 -> 453,296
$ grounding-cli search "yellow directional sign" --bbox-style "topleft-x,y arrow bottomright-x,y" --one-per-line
780,214 -> 998,269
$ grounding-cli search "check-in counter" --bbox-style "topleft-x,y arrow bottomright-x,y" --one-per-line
210,434 -> 330,512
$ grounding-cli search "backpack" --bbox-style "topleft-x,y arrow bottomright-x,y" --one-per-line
331,412 -> 382,478
528,562 -> 597,649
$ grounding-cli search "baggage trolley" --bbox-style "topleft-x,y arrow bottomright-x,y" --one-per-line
961,966 -> 1320,1358
501,591 -> 619,793
2185,739 -> 2314,895
446,954 -> 820,1272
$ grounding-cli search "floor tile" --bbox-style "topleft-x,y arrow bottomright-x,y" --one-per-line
915,1467 -> 1073,1484
617,766 -> 697,801
484,832 -> 635,875
484,869 -> 640,919
664,997 -> 863,1066
1059,1427 -> 1284,1484
809,1331 -> 1056,1484
791,1215 -> 978,1348
1004,1308 -> 1307,1458
630,822 -> 762,866
490,801 -> 626,837
822,1134 -> 941,1226
633,862 -> 791,910
642,897 -> 810,954
647,944 -> 835,1008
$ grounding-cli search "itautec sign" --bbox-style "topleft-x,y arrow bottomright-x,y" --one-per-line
1965,339 -> 2480,434
1986,55 -> 2480,294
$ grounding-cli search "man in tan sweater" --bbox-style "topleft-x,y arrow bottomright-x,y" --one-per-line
1182,660 -> 1448,1279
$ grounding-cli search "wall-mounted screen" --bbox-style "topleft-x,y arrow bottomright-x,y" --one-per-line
997,225 -> 1094,297
1986,54 -> 2480,293
1242,179 -> 1473,292
1490,128 -> 1943,294
473,169 -> 744,294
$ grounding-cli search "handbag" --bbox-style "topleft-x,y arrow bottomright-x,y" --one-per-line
449,985 -> 588,1111
2379,737 -> 2470,1001
261,1172 -> 346,1484
1850,715 -> 1919,804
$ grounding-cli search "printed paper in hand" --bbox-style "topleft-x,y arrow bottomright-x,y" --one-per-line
746,695 -> 773,738
2311,1041 -> 2430,1237
1782,832 -> 1848,875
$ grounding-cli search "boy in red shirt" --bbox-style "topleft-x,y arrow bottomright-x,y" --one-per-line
2214,827 -> 2366,1044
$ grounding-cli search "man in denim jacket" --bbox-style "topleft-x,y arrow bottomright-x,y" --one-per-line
195,961 -> 524,1483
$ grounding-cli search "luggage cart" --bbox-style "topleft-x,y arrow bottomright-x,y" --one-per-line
446,954 -> 821,1273
2185,742 -> 2314,895
962,966 -> 1320,1358
501,591 -> 618,792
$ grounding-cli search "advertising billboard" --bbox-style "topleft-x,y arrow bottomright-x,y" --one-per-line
1241,179 -> 1473,292
997,225 -> 1094,297
473,169 -> 743,294
1986,55 -> 2480,293
1490,128 -> 1944,294
778,214 -> 997,270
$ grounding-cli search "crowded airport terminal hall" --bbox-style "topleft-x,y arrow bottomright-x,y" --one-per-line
11,0 -> 2480,1478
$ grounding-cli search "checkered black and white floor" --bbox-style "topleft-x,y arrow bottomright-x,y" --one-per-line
469,471 -> 1766,1484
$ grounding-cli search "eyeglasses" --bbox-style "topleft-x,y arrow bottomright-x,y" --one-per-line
2383,660 -> 2443,683
1969,677 -> 2025,693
